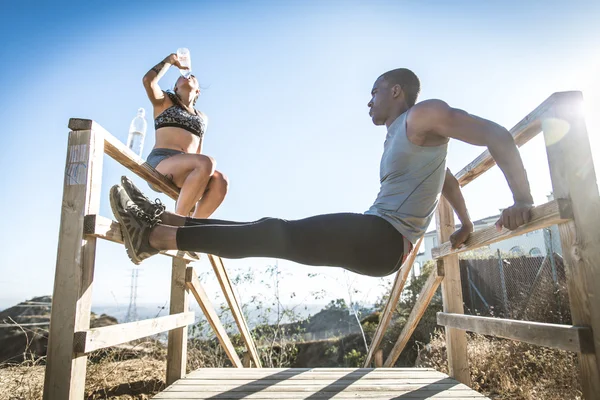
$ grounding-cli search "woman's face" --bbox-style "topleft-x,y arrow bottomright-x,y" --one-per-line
175,75 -> 199,93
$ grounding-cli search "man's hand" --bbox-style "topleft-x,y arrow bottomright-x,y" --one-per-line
450,223 -> 473,249
495,202 -> 533,231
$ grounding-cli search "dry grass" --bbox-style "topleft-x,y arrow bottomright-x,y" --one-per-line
0,340 -> 169,400
417,330 -> 582,400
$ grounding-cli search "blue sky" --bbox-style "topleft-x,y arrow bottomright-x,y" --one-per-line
0,1 -> 598,312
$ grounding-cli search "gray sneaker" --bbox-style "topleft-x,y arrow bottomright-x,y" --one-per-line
109,184 -> 160,265
121,176 -> 166,222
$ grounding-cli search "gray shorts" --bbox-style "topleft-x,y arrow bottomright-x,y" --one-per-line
146,148 -> 186,169
146,148 -> 185,192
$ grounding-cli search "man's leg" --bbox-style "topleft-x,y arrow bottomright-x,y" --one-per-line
150,213 -> 406,277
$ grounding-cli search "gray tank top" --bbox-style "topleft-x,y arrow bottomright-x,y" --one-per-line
365,110 -> 447,244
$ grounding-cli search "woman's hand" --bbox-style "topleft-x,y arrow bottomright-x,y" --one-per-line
165,53 -> 189,71
449,222 -> 473,250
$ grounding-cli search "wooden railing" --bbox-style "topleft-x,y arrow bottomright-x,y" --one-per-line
364,91 -> 600,399
42,119 -> 261,400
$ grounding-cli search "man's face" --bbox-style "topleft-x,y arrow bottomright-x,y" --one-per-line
368,77 -> 393,126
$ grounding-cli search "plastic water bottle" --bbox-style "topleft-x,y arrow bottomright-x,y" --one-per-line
127,108 -> 147,157
177,47 -> 192,78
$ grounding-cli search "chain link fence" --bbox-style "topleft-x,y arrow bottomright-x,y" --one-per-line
458,225 -> 571,324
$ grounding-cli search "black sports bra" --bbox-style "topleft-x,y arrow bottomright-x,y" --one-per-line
154,91 -> 207,137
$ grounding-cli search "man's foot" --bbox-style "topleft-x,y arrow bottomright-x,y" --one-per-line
121,176 -> 166,222
109,184 -> 160,265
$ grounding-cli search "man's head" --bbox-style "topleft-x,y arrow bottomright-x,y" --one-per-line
368,68 -> 420,126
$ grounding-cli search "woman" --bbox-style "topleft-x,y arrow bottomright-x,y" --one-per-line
142,53 -> 228,219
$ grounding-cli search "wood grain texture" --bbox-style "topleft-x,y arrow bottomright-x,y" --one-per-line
437,313 -> 594,353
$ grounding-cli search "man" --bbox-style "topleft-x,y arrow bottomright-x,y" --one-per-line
110,68 -> 533,277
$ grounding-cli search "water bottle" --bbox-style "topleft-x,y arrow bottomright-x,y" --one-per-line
177,47 -> 192,78
127,108 -> 147,157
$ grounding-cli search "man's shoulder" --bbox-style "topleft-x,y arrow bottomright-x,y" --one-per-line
411,99 -> 450,117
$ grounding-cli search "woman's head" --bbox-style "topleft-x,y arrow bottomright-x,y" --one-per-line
174,74 -> 200,106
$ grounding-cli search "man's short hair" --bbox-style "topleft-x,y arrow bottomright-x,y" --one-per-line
381,68 -> 420,107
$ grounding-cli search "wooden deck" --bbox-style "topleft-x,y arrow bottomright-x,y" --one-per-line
153,368 -> 488,399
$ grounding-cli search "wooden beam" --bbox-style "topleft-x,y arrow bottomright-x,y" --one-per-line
437,313 -> 594,353
68,118 -> 180,200
374,349 -> 383,368
383,262 -> 444,367
455,92 -> 578,187
435,197 -> 470,385
543,91 -> 600,398
167,258 -> 190,385
83,214 -> 199,262
363,237 -> 423,367
43,128 -> 104,400
208,254 -> 262,368
431,199 -> 572,259
185,267 -> 243,368
73,312 -> 194,354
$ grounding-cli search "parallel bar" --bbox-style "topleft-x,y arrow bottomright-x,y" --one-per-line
167,259 -> 190,385
73,312 -> 194,354
83,214 -> 198,262
208,254 -> 262,368
363,238 -> 422,367
455,92 -> 578,187
185,267 -> 243,367
437,313 -> 594,353
431,199 -> 572,259
68,118 -> 180,199
383,262 -> 444,367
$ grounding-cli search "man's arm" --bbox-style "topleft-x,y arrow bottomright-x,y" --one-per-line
412,99 -> 534,230
442,168 -> 474,249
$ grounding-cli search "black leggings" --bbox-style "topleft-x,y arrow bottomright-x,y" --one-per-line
176,213 -> 407,277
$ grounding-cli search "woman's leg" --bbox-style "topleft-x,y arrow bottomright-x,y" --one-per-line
150,213 -> 406,277
191,170 -> 229,218
155,154 -> 216,216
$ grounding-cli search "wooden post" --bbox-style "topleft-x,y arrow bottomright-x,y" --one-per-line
43,129 -> 104,400
166,258 -> 190,385
436,197 -> 470,385
374,349 -> 383,368
543,91 -> 600,398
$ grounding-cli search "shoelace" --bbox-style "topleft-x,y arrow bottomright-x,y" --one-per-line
151,198 -> 166,219
130,204 -> 161,227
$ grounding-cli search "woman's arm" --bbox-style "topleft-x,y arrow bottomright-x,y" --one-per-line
142,54 -> 188,107
442,168 -> 474,249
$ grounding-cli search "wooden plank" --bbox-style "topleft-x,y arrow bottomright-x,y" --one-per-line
175,378 -> 458,385
185,368 -> 444,380
435,197 -> 470,385
437,313 -> 594,353
431,199 -> 572,259
455,92 -> 576,187
167,258 -> 190,385
374,349 -> 383,368
73,312 -> 194,353
185,267 -> 243,367
154,392 -> 486,399
161,383 -> 474,392
43,128 -> 104,400
383,262 -> 444,367
543,91 -> 600,398
363,238 -> 423,367
68,118 -> 180,200
208,254 -> 262,368
83,214 -> 198,262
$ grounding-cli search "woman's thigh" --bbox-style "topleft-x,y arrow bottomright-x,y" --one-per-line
155,153 -> 215,188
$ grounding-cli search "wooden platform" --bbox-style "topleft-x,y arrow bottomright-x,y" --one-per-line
152,368 -> 488,399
